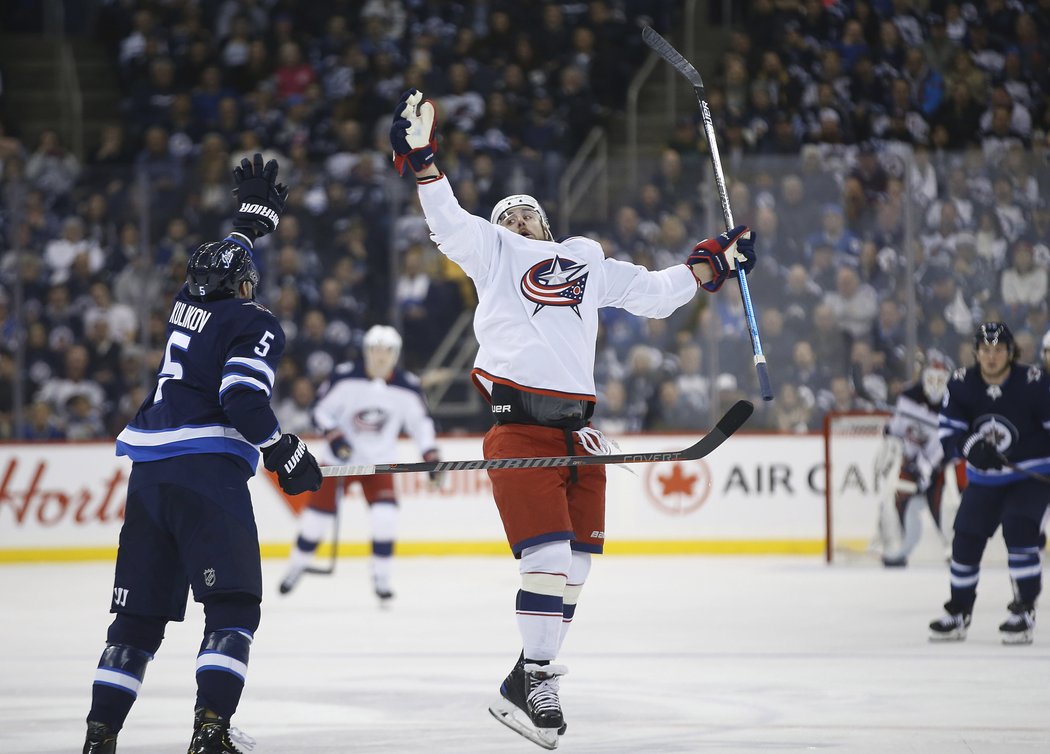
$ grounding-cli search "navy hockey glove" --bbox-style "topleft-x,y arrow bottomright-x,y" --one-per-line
390,89 -> 437,176
327,431 -> 352,461
263,433 -> 323,495
962,435 -> 1004,471
232,153 -> 288,238
687,225 -> 756,292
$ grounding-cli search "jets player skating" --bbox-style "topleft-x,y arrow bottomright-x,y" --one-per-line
391,89 -> 757,749
278,324 -> 442,602
83,155 -> 322,754
877,349 -> 965,567
929,322 -> 1050,644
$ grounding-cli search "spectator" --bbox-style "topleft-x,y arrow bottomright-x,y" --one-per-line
35,344 -> 106,416
274,375 -> 317,436
1000,240 -> 1048,321
44,217 -> 105,285
26,129 -> 80,208
823,266 -> 879,345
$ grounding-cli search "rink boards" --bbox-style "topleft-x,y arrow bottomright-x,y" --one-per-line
0,433 -> 875,561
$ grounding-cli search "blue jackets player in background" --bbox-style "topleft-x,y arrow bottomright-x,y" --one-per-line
83,155 -> 323,754
929,322 -> 1050,645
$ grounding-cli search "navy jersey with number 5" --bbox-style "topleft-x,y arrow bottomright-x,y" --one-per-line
939,363 -> 1050,486
116,284 -> 286,478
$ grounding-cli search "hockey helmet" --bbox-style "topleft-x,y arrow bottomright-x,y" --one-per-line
1042,329 -> 1050,361
187,237 -> 259,300
974,321 -> 1015,359
363,324 -> 401,379
489,194 -> 553,240
921,348 -> 953,403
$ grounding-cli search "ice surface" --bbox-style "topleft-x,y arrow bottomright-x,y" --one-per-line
1,555 -> 1047,753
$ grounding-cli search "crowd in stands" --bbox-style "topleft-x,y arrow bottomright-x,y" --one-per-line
0,0 -> 1048,442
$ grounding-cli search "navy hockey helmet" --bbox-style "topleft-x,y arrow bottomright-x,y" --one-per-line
974,321 -> 1015,359
187,237 -> 259,300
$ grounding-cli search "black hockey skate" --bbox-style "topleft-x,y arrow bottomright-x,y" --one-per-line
488,654 -> 567,750
999,601 -> 1035,645
83,721 -> 117,754
187,708 -> 255,753
929,601 -> 972,641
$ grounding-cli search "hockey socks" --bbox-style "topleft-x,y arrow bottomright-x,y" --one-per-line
370,502 -> 398,599
89,643 -> 154,732
195,629 -> 253,720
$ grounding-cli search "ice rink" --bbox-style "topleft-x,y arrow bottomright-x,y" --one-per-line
2,554 -> 1048,753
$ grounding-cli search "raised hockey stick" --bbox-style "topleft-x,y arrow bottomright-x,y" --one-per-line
642,26 -> 773,402
320,400 -> 753,478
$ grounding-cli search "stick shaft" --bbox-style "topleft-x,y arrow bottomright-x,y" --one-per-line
320,400 -> 753,478
643,26 -> 773,401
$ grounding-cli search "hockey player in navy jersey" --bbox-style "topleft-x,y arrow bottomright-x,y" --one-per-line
877,349 -> 963,567
83,155 -> 322,754
278,324 -> 442,602
929,322 -> 1050,645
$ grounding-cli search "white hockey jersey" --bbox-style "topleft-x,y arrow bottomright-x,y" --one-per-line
886,383 -> 944,469
418,177 -> 698,401
312,362 -> 437,465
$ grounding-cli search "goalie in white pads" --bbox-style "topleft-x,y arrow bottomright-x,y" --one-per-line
876,349 -> 966,567
278,325 -> 441,602
390,89 -> 757,749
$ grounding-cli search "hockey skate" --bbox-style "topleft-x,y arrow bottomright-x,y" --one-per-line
187,708 -> 256,754
999,601 -> 1035,645
929,602 -> 971,641
83,721 -> 117,754
278,563 -> 305,595
488,656 -> 567,750
373,575 -> 394,604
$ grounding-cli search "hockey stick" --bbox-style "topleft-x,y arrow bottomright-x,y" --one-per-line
642,26 -> 773,402
320,400 -> 753,478
995,453 -> 1050,486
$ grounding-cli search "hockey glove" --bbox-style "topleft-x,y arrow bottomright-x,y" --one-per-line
232,153 -> 288,238
390,89 -> 437,176
962,435 -> 1004,471
687,225 -> 756,292
262,433 -> 323,495
327,431 -> 352,461
423,449 -> 444,489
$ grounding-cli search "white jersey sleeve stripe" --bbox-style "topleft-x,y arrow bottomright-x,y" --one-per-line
225,356 -> 275,386
219,374 -> 271,397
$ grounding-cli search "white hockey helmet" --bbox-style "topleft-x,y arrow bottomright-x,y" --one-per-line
363,325 -> 401,378
1042,329 -> 1050,360
921,348 -> 953,403
489,194 -> 553,240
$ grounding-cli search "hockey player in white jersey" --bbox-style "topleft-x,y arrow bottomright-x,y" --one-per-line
278,325 -> 441,602
391,89 -> 756,749
876,349 -> 965,567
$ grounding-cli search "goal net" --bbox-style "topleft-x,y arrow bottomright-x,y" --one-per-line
823,411 -> 1002,565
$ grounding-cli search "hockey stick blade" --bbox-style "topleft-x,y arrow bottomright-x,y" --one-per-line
320,400 -> 753,478
642,26 -> 704,91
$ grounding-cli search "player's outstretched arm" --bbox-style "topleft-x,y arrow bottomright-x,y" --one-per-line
390,89 -> 441,181
231,152 -> 288,238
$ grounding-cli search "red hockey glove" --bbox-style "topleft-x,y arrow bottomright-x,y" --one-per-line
687,225 -> 756,292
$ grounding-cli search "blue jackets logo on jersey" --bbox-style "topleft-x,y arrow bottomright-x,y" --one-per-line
353,407 -> 389,432
520,255 -> 588,317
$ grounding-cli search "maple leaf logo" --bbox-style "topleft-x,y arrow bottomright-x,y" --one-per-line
657,464 -> 698,496
644,460 -> 712,515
